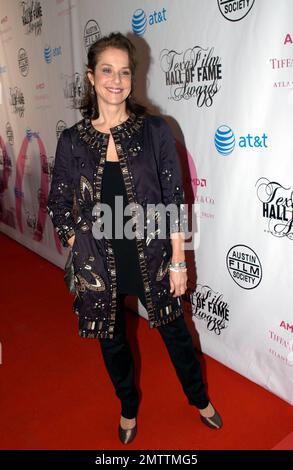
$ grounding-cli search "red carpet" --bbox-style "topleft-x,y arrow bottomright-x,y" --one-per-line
272,432 -> 293,450
0,232 -> 292,450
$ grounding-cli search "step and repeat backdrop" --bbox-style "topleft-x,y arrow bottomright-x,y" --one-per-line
0,0 -> 292,404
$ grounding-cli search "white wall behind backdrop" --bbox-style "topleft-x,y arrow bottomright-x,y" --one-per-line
0,0 -> 292,404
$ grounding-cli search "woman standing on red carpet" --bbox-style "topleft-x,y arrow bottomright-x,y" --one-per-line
47,32 -> 222,444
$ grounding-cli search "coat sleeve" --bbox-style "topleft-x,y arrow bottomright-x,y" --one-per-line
158,118 -> 188,235
47,129 -> 76,247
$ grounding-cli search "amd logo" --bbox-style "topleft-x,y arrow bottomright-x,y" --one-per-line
280,321 -> 293,333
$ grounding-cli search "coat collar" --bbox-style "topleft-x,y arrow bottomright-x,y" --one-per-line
75,112 -> 145,150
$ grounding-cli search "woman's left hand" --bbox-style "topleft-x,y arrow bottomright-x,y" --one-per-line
169,269 -> 188,297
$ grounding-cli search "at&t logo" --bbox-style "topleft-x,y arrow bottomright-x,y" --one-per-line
44,45 -> 62,64
214,125 -> 235,156
215,125 -> 268,156
131,7 -> 167,36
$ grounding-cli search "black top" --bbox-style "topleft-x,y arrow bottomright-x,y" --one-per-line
101,160 -> 144,296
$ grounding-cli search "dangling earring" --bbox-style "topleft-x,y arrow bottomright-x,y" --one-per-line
91,84 -> 95,95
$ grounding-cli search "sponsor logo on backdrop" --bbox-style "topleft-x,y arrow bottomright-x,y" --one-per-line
256,178 -> 293,240
176,140 -> 215,220
0,207 -> 15,229
0,64 -> 7,74
56,120 -> 67,140
270,36 -> 293,88
284,33 -> 293,45
187,177 -> 215,220
215,125 -> 268,155
9,87 -> 25,117
42,156 -> 55,181
188,285 -> 230,335
0,134 -> 14,224
6,122 -> 14,145
194,194 -> 215,220
13,131 -> 48,240
269,330 -> 293,367
5,128 -> 69,243
272,80 -> 293,89
226,245 -> 262,289
0,15 -> 12,43
62,72 -> 85,108
217,0 -> 255,22
21,0 -> 43,36
160,46 -> 222,107
280,321 -> 293,333
287,343 -> 293,366
189,177 -> 207,188
38,187 -> 47,213
25,210 -> 43,235
44,45 -> 61,64
131,7 -> 167,36
0,15 -> 12,44
34,82 -> 50,110
25,128 -> 34,141
185,173 -> 216,220
215,126 -> 235,155
84,19 -> 101,51
18,48 -> 29,76
0,138 -> 12,194
270,57 -> 293,70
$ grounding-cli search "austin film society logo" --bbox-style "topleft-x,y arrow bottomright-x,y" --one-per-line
18,48 -> 29,77
84,19 -> 101,52
190,285 -> 230,336
226,245 -> 262,289
256,177 -> 293,240
159,45 -> 222,107
217,0 -> 255,22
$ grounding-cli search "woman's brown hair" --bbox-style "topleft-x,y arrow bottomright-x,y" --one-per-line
79,32 -> 146,119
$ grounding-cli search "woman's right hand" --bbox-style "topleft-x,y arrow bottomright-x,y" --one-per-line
67,235 -> 75,248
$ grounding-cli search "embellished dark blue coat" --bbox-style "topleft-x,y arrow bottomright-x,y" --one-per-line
47,112 -> 187,339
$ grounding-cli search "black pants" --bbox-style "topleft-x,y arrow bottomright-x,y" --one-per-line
98,291 -> 209,419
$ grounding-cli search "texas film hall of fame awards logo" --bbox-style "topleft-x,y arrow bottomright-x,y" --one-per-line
190,285 -> 230,335
256,178 -> 293,240
159,45 -> 223,107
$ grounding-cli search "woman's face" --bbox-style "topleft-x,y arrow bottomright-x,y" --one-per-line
88,47 -> 132,109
